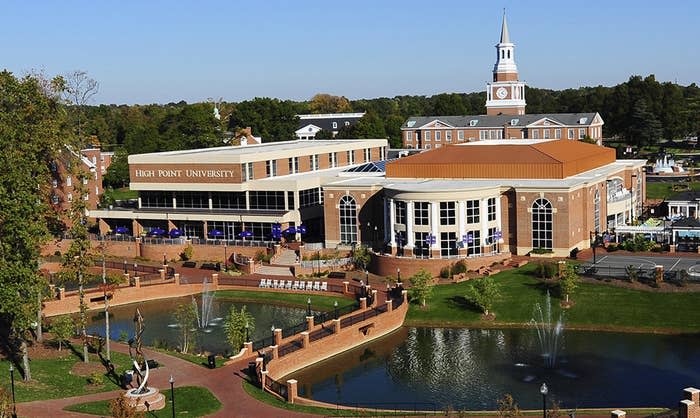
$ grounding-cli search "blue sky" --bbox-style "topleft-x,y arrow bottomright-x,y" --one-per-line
3,0 -> 699,104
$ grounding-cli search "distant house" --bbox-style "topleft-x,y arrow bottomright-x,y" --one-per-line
295,112 -> 365,140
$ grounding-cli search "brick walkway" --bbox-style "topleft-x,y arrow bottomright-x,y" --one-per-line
17,343 -> 316,418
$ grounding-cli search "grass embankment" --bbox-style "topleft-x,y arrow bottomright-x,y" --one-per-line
214,289 -> 353,311
150,347 -> 227,368
646,181 -> 700,200
64,386 -> 221,417
0,349 -> 132,402
407,263 -> 700,333
105,187 -> 138,201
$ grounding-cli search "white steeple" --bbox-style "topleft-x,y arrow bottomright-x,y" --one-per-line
486,10 -> 526,115
493,10 -> 517,76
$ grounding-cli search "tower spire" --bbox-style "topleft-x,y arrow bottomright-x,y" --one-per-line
500,9 -> 510,44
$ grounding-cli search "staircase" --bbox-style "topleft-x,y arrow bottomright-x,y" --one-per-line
256,265 -> 294,277
273,248 -> 298,266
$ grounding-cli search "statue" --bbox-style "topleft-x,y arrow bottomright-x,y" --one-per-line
124,308 -> 165,411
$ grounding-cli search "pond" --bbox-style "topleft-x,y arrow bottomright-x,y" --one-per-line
288,327 -> 700,410
86,295 -> 310,354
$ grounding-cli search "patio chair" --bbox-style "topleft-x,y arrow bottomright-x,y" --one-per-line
265,279 -> 273,288
313,281 -> 320,291
320,282 -> 328,291
292,281 -> 299,290
272,279 -> 279,288
305,281 -> 313,291
285,280 -> 292,289
259,279 -> 266,288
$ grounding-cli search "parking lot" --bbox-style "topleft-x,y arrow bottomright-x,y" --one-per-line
585,254 -> 700,276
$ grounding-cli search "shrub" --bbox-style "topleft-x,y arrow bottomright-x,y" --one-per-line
452,261 -> 468,275
54,250 -> 62,257
109,394 -> 144,418
531,248 -> 553,254
439,266 -> 450,279
180,244 -> 194,261
254,250 -> 271,263
118,330 -> 129,343
606,243 -> 618,252
87,371 -> 104,386
535,261 -> 557,279
626,265 -> 639,282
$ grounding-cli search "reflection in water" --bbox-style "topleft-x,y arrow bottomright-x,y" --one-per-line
289,327 -> 700,410
86,296 -> 308,354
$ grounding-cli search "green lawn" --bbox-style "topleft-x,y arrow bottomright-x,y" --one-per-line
646,181 -> 700,200
0,348 -> 132,402
407,263 -> 700,333
149,347 -> 227,368
106,187 -> 138,201
64,386 -> 221,417
214,289 -> 353,311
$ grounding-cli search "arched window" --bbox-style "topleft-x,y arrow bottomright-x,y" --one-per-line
507,50 -> 511,59
339,195 -> 358,244
532,198 -> 553,250
594,189 -> 601,233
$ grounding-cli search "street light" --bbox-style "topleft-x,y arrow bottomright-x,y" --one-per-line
334,300 -> 338,319
396,268 -> 401,286
307,297 -> 312,317
540,383 -> 548,418
630,174 -> 638,224
224,243 -> 228,272
123,259 -> 127,274
133,263 -> 137,276
169,375 -> 175,418
244,320 -> 249,343
271,324 -> 275,341
9,364 -> 16,418
163,253 -> 167,266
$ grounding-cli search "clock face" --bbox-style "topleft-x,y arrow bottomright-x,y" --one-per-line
496,87 -> 508,99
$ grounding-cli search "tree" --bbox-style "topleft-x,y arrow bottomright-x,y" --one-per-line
0,71 -> 66,381
61,70 -> 99,141
314,129 -> 333,139
558,263 -> 579,304
464,276 -> 501,316
496,394 -> 521,418
351,245 -> 371,272
173,303 -> 198,353
408,269 -> 434,307
309,93 -> 352,114
51,314 -> 75,351
223,305 -> 255,352
0,387 -> 12,418
103,147 -> 130,189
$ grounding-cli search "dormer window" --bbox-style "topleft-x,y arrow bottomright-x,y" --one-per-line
510,119 -> 519,126
469,120 -> 478,127
345,121 -> 350,126
332,122 -> 338,129
579,117 -> 588,124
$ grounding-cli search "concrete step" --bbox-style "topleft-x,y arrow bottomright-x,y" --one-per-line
273,249 -> 298,266
256,265 -> 293,277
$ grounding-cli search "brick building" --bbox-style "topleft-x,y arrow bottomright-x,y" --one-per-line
401,13 -> 604,149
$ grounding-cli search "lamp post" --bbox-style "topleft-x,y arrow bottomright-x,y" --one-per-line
334,300 -> 338,319
169,375 -> 175,418
540,383 -> 548,418
123,259 -> 127,274
224,243 -> 228,272
307,298 -> 312,317
163,253 -> 167,266
133,263 -> 137,276
396,268 -> 401,286
245,320 -> 249,343
271,324 -> 275,341
9,364 -> 16,418
590,231 -> 597,264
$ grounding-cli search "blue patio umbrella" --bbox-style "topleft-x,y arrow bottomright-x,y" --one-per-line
149,228 -> 166,236
238,230 -> 253,238
208,229 -> 224,238
297,225 -> 307,234
169,228 -> 183,238
114,226 -> 129,234
284,226 -> 297,234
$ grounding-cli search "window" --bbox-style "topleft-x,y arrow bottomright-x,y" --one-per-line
83,177 -> 88,185
330,152 -> 337,168
479,130 -> 488,140
469,120 -> 478,127
249,191 -> 285,210
332,122 -> 338,129
345,121 -> 350,127
241,162 -> 253,181
435,131 -> 441,141
67,193 -> 73,202
287,191 -> 294,209
594,189 -> 601,233
300,188 -> 322,208
439,201 -> 456,225
380,147 -> 386,160
414,232 -> 430,258
212,192 -> 246,209
466,199 -> 480,224
266,160 -> 277,177
140,191 -> 171,208
487,197 -> 496,221
347,150 -> 354,165
532,198 -> 553,250
458,130 -> 464,141
579,128 -> 586,139
311,154 -> 319,171
544,129 -> 550,139
175,192 -> 209,209
414,201 -> 430,225
364,148 -> 371,162
424,131 -> 431,141
51,194 -> 59,204
466,230 -> 481,256
441,232 -> 458,257
555,128 -> 562,139
532,129 -> 539,139
446,131 -> 452,142
486,227 -> 497,252
339,195 -> 358,243
52,179 -> 58,188
288,157 -> 298,174
568,128 -> 574,140
406,131 -> 413,142
84,193 -> 89,201
395,201 -> 407,224
425,144 -> 431,149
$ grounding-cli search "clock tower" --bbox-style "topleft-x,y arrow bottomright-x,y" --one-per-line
485,11 -> 526,116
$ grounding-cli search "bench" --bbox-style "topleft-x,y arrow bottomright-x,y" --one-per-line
328,272 -> 346,279
200,263 -> 220,271
89,294 -> 113,303
182,261 -> 197,268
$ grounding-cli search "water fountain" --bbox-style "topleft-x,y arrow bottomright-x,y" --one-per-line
529,291 -> 565,369
192,278 -> 215,329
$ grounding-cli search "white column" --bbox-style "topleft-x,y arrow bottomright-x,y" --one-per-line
480,198 -> 489,246
430,202 -> 439,250
383,197 -> 389,242
172,195 -> 177,209
495,195 -> 502,232
388,198 -> 396,246
457,200 -> 466,244
406,201 -> 414,248
245,191 -> 250,211
208,192 -> 213,210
